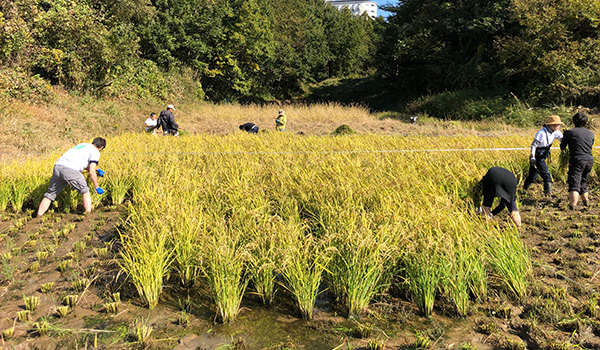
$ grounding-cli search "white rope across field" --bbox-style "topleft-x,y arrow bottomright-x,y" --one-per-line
7,145 -> 600,156
0,146 -> 561,156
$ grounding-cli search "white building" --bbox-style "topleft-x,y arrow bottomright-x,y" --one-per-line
325,1 -> 378,18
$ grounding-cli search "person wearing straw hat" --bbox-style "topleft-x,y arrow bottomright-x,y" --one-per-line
522,115 -> 564,195
473,167 -> 521,227
275,109 -> 287,131
560,112 -> 595,209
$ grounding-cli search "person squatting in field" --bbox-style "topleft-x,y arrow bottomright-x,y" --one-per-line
37,137 -> 106,217
145,112 -> 159,134
560,112 -> 595,209
523,115 -> 564,195
158,104 -> 182,136
239,122 -> 259,134
473,167 -> 522,227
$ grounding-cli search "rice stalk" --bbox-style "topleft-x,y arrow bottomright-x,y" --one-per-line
404,245 -> 444,317
9,178 -> 30,212
118,206 -> 174,309
281,228 -> 333,320
202,226 -> 247,323
485,228 -> 531,300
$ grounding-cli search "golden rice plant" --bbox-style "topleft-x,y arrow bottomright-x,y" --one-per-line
280,225 -> 333,320
367,339 -> 386,350
4,130 -> 550,323
244,216 -> 285,305
28,261 -> 40,272
0,180 -> 11,212
9,178 -> 30,212
323,206 -> 399,317
104,301 -> 119,314
82,266 -> 97,278
33,317 -> 49,336
94,247 -> 110,259
36,250 -> 49,261
57,187 -> 79,213
404,243 -> 445,317
202,223 -> 248,323
58,259 -> 73,272
485,228 -> 532,300
105,168 -> 133,205
118,203 -> 173,310
169,210 -> 203,288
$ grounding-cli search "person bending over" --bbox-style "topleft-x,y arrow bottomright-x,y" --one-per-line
37,137 -> 106,217
560,112 -> 595,209
239,122 -> 259,134
473,167 -> 521,227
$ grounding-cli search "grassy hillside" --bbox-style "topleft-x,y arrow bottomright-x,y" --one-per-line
0,90 -> 533,157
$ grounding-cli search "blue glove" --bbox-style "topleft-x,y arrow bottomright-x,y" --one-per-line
276,119 -> 280,123
96,188 -> 105,195
97,168 -> 105,177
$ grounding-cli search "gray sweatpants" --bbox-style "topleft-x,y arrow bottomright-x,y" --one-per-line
44,165 -> 89,201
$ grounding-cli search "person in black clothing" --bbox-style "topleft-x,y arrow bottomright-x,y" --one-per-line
239,122 -> 259,134
158,104 -> 182,136
472,167 -> 522,227
560,112 -> 595,209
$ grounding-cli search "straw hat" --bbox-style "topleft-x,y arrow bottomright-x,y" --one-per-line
545,115 -> 563,125
278,110 -> 285,115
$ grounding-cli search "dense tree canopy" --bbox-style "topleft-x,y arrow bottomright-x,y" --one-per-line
0,0 -> 378,102
380,0 -> 600,105
0,0 -> 598,107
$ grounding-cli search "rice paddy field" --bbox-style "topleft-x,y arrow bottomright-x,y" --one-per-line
1,113 -> 599,349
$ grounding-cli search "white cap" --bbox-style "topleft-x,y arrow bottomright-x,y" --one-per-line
167,104 -> 175,110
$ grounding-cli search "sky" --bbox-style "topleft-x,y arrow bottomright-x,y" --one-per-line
373,0 -> 393,17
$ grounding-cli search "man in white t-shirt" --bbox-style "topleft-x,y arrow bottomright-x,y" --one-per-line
37,137 -> 107,217
145,112 -> 159,134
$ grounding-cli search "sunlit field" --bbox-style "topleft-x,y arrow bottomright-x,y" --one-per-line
2,132 -> 537,313
3,130 -> 599,348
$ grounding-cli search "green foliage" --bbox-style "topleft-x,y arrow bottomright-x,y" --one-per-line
0,0 -> 377,102
381,0 -> 600,106
496,0 -> 600,104
331,124 -> 355,136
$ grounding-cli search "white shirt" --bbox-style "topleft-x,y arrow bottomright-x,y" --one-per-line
55,143 -> 101,172
530,127 -> 563,157
532,127 -> 563,148
145,118 -> 157,127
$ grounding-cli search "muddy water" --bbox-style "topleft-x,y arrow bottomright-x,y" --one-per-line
164,286 -> 394,349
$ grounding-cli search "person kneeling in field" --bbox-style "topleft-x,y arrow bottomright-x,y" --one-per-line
523,115 -> 564,195
472,167 -> 521,227
37,137 -> 106,217
560,112 -> 594,209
